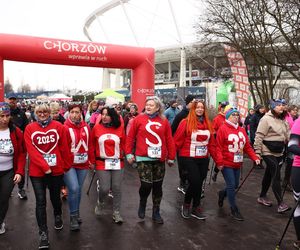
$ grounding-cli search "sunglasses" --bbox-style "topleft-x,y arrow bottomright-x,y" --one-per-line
231,113 -> 240,117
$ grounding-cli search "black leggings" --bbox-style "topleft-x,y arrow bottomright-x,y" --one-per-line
292,167 -> 300,240
260,155 -> 283,204
139,180 -> 163,207
177,155 -> 188,185
181,157 -> 209,208
0,169 -> 14,224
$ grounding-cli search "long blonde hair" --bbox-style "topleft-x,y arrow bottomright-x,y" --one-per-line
87,100 -> 98,114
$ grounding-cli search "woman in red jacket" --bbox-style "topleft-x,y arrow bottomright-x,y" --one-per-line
216,107 -> 260,221
64,104 -> 94,231
92,106 -> 125,224
0,102 -> 26,235
174,100 -> 221,220
24,103 -> 72,249
126,96 -> 176,224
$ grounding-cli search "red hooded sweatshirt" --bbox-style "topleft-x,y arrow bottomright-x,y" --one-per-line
64,118 -> 95,170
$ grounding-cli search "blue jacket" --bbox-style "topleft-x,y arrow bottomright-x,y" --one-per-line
164,107 -> 180,126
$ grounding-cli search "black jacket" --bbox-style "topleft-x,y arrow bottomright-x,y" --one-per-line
10,107 -> 29,132
171,107 -> 189,135
249,111 -> 265,144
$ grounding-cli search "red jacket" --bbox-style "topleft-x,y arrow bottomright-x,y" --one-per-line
213,113 -> 225,133
91,122 -> 125,170
64,118 -> 94,170
125,113 -> 176,161
174,119 -> 222,165
216,121 -> 258,169
24,120 -> 72,177
9,125 -> 26,176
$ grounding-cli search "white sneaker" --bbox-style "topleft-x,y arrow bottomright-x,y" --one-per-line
94,201 -> 104,216
112,211 -> 123,224
0,222 -> 5,235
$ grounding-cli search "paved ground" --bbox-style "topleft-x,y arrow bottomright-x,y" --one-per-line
0,158 -> 296,250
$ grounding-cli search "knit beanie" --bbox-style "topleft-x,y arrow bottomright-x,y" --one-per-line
269,99 -> 286,109
0,102 -> 11,115
185,95 -> 195,105
225,105 -> 240,119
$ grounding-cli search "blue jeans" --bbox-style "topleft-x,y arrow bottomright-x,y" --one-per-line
64,168 -> 88,215
221,167 -> 240,209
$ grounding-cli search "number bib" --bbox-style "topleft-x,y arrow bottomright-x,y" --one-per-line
195,146 -> 208,156
233,152 -> 243,163
147,146 -> 162,158
105,159 -> 121,170
43,154 -> 57,166
74,153 -> 88,164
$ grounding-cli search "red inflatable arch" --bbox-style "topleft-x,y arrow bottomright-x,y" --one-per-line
0,34 -> 155,109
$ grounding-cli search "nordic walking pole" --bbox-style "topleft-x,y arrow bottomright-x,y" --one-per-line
240,165 -> 243,180
208,161 -> 215,185
26,156 -> 30,188
281,180 -> 289,201
86,169 -> 96,195
275,199 -> 300,250
235,164 -> 256,194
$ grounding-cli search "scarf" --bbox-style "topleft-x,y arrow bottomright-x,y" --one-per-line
37,117 -> 52,128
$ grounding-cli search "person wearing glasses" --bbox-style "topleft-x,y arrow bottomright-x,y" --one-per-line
254,99 -> 291,213
126,96 -> 176,224
24,103 -> 72,249
216,106 -> 260,221
174,100 -> 222,220
0,102 -> 26,235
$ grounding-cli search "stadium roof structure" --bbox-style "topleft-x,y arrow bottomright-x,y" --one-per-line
82,0 -> 230,88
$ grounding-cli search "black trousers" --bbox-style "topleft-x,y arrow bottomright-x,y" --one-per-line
0,169 -> 14,224
260,155 -> 283,204
181,157 -> 209,208
31,174 -> 63,232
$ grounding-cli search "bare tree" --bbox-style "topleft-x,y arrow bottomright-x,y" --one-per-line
4,78 -> 13,94
196,0 -> 300,107
18,83 -> 31,93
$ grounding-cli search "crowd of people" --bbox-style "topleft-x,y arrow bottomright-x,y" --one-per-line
0,94 -> 300,249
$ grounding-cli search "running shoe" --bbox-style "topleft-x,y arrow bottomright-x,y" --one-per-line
278,203 -> 291,213
191,207 -> 206,220
181,204 -> 191,219
230,207 -> 244,221
112,211 -> 124,224
257,197 -> 272,207
18,189 -> 27,200
0,222 -> 5,235
54,215 -> 63,230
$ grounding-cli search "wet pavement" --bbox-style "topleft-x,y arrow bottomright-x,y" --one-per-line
0,158 -> 296,250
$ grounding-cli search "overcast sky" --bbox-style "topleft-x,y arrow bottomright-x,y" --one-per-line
0,0 -> 201,93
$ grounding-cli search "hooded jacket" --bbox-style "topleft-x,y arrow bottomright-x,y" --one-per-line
64,118 -> 94,170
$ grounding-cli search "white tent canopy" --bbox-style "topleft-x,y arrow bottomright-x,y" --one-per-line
48,93 -> 72,101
